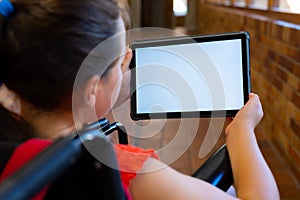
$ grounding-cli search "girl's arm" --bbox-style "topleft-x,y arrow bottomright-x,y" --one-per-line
130,93 -> 279,200
225,93 -> 279,199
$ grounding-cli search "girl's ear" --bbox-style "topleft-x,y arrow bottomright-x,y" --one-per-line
84,75 -> 100,108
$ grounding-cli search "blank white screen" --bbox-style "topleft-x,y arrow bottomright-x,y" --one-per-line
135,39 -> 244,114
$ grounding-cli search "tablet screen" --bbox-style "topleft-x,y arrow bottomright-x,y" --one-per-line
130,32 -> 250,120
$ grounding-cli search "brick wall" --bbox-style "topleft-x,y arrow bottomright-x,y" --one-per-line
197,4 -> 300,180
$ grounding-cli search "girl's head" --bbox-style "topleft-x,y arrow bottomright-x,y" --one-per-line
0,0 -> 126,117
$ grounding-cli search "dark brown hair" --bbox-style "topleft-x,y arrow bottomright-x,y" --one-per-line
0,0 -> 123,141
0,0 -> 121,111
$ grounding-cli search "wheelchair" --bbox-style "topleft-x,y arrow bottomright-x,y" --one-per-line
0,118 -> 233,200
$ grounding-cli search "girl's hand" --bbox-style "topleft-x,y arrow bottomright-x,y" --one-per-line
226,93 -> 263,135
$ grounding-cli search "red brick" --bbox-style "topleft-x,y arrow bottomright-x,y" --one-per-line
291,119 -> 300,140
289,26 -> 300,47
275,53 -> 295,73
288,47 -> 300,63
293,64 -> 300,78
269,22 -> 284,41
292,92 -> 300,109
288,73 -> 300,91
288,145 -> 300,170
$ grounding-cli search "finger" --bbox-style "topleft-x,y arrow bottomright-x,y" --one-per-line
249,93 -> 259,100
121,48 -> 133,71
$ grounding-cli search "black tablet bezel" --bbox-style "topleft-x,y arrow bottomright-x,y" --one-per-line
129,32 -> 251,120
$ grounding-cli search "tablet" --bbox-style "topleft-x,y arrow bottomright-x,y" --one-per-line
129,32 -> 250,120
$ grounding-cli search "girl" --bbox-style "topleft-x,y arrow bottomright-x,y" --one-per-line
0,0 -> 279,199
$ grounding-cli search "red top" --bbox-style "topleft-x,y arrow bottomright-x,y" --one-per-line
0,138 -> 159,199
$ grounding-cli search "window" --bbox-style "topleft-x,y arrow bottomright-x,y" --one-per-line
279,0 -> 300,13
234,0 -> 246,7
173,0 -> 188,16
249,0 -> 268,10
